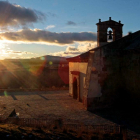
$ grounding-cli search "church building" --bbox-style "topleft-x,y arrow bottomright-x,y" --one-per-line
67,17 -> 140,110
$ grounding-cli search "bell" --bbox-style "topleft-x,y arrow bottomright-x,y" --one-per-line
108,35 -> 112,40
108,30 -> 113,40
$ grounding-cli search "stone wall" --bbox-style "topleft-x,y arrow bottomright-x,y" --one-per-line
69,62 -> 87,101
87,31 -> 140,110
121,51 -> 140,108
87,51 -> 123,109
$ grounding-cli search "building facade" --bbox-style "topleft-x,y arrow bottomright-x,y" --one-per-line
68,17 -> 140,110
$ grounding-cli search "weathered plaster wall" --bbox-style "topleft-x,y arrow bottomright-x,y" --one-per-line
87,48 -> 123,109
70,31 -> 140,110
86,33 -> 138,109
87,32 -> 140,110
69,62 -> 87,101
121,52 -> 140,108
88,50 -> 102,98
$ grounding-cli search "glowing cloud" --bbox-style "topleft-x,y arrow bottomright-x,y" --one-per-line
46,25 -> 56,30
49,42 -> 97,57
0,29 -> 97,46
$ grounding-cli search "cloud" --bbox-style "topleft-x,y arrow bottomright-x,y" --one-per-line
0,47 -> 34,55
66,21 -> 76,26
0,1 -> 45,28
66,46 -> 78,51
46,25 -> 55,30
5,50 -> 34,55
77,42 -> 97,52
0,29 -> 97,45
0,45 -> 38,59
49,42 -> 97,57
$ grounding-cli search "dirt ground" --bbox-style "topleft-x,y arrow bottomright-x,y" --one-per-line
0,90 -> 139,139
0,90 -> 115,125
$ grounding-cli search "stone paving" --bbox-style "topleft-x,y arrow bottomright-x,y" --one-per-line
0,90 -> 116,125
0,90 -> 140,138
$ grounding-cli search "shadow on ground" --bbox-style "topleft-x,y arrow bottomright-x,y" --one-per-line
90,107 -> 140,135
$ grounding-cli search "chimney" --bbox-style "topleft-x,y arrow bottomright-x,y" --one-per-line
99,19 -> 101,23
128,31 -> 132,35
109,17 -> 111,21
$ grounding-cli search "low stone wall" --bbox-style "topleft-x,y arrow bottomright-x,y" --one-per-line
0,117 -> 120,134
3,117 -> 140,139
0,87 -> 69,93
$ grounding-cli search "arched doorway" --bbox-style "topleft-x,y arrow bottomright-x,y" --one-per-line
73,77 -> 78,99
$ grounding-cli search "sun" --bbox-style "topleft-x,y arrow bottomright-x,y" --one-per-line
0,41 -> 10,59
0,40 -> 5,49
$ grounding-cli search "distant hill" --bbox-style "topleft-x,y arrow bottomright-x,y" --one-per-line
0,55 -> 69,89
3,55 -> 68,66
32,55 -> 68,64
0,55 -> 68,72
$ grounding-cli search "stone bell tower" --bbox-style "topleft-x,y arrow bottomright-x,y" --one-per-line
96,17 -> 123,47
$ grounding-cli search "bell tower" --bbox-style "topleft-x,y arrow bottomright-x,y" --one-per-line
96,17 -> 123,47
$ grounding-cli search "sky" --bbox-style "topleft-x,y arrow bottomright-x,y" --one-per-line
0,0 -> 140,59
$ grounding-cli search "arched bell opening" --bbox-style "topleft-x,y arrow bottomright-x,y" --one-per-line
107,27 -> 113,42
73,77 -> 78,99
